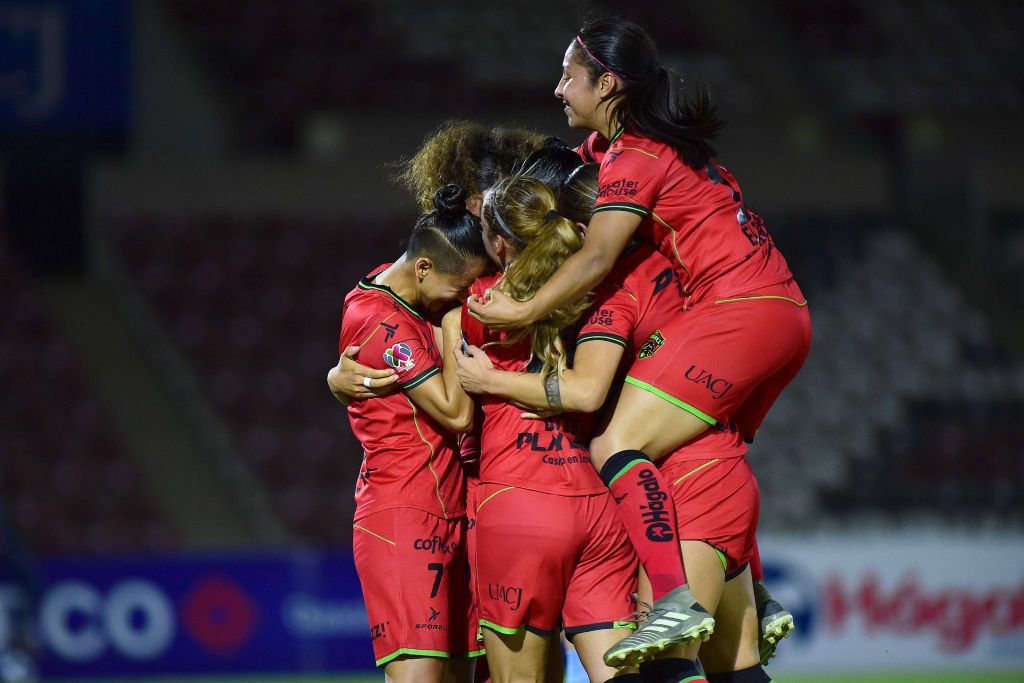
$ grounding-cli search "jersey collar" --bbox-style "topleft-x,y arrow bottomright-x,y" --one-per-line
609,126 -> 626,144
358,268 -> 425,321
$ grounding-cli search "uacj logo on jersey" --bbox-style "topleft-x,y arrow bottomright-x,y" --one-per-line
384,342 -> 415,372
638,330 -> 665,359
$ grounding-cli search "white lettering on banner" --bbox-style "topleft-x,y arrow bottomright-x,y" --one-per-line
282,594 -> 368,637
758,534 -> 1024,673
104,581 -> 175,659
41,581 -> 104,661
40,579 -> 175,662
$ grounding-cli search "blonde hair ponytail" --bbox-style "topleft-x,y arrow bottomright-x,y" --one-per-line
483,175 -> 592,376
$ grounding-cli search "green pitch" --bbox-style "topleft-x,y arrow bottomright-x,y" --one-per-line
49,672 -> 1024,683
784,675 -> 1024,683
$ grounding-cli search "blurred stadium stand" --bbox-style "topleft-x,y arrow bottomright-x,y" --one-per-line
162,0 -> 750,150
759,225 -> 1024,528
1,1 -> 1022,678
0,244 -> 176,554
108,214 -> 410,545
782,0 -> 1023,113
3,0 -> 1023,552
99,213 -> 1024,544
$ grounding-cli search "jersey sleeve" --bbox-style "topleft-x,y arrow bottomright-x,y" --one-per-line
357,314 -> 441,391
576,278 -> 638,349
593,144 -> 667,217
576,131 -> 603,163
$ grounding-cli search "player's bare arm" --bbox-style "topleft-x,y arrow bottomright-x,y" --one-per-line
405,307 -> 474,432
455,338 -> 624,415
467,214 -> 638,329
326,345 -> 399,404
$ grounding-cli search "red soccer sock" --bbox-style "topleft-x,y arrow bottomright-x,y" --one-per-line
599,449 -> 686,599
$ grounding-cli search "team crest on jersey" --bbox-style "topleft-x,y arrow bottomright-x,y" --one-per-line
638,330 -> 665,359
384,342 -> 415,372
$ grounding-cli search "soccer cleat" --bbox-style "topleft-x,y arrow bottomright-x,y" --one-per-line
604,584 -> 715,668
758,598 -> 794,665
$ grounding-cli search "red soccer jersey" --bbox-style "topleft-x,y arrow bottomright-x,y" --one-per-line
578,244 -> 748,459
461,275 -> 606,496
586,129 -> 795,305
339,265 -> 465,521
577,241 -> 681,352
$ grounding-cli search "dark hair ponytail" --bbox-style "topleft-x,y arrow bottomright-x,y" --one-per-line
574,18 -> 724,170
519,137 -> 585,193
407,184 -> 488,273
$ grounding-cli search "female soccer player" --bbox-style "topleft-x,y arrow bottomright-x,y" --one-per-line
461,172 -> 642,683
330,120 -> 545,399
468,19 -> 811,673
338,184 -> 488,682
327,123 -> 567,683
458,163 -> 769,682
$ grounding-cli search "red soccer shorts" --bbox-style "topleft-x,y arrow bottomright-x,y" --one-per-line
626,278 -> 811,442
352,507 -> 483,668
474,483 -> 638,639
659,454 -> 759,576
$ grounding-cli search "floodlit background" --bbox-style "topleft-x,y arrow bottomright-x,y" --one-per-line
1,1 -> 1022,680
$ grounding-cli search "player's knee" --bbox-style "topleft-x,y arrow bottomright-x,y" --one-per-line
589,433 -> 643,468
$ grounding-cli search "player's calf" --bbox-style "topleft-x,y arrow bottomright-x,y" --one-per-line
753,579 -> 794,666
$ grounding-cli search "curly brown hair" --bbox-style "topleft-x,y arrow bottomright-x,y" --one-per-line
396,120 -> 547,212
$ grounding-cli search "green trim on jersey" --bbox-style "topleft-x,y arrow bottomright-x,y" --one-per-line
480,619 -> 523,636
358,275 -> 425,321
607,458 -> 646,487
610,126 -> 626,144
623,376 -> 718,426
375,647 -> 449,668
593,202 -> 650,217
577,332 -> 628,348
400,365 -> 440,390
